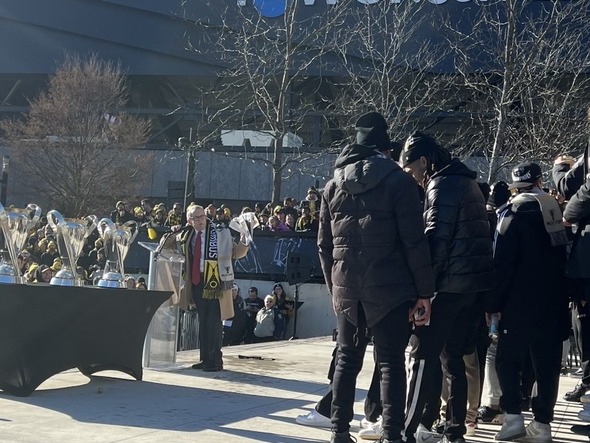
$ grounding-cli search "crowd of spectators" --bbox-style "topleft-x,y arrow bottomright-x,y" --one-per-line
222,283 -> 294,345
258,190 -> 320,233
11,199 -> 177,286
198,191 -> 320,233
9,188 -> 317,289
14,217 -> 149,288
109,191 -> 320,234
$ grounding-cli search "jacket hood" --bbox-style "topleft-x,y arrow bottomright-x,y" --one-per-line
335,143 -> 380,168
333,144 -> 397,195
431,158 -> 477,180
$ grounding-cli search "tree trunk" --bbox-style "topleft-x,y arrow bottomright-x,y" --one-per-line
271,137 -> 283,205
487,0 -> 517,184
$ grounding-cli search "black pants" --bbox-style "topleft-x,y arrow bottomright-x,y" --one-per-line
496,316 -> 561,424
405,292 -> 478,442
332,302 -> 410,440
572,301 -> 590,385
223,310 -> 247,346
243,315 -> 257,344
316,344 -> 382,422
193,283 -> 223,367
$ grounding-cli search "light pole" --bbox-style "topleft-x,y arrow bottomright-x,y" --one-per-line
177,136 -> 196,210
0,156 -> 8,206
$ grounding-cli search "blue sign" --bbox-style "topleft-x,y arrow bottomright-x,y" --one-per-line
253,0 -> 294,18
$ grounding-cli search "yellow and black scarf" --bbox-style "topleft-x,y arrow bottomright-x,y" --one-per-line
202,223 -> 234,299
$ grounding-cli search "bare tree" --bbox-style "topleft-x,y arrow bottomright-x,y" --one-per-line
330,0 -> 460,145
182,1 -> 348,203
447,0 -> 590,182
1,55 -> 151,216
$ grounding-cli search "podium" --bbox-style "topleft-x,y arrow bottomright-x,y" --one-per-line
0,283 -> 171,396
139,240 -> 184,368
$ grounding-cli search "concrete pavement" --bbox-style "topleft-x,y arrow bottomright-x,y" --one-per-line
0,337 -> 588,443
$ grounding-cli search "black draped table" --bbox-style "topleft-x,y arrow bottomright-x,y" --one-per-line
0,283 -> 172,396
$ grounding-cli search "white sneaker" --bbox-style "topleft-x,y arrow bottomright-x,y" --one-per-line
358,417 -> 382,440
295,409 -> 331,428
465,422 -> 477,436
518,420 -> 552,443
360,417 -> 378,429
494,413 -> 525,441
415,423 -> 443,443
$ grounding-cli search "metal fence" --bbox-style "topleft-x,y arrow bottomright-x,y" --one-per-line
178,309 -> 199,351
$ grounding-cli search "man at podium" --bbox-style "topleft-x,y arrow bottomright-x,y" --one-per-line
177,204 -> 249,372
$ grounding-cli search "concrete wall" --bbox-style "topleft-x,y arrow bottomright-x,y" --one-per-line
2,143 -> 498,214
1,146 -> 336,210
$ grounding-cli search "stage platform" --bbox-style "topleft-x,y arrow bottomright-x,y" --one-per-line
0,337 -> 587,442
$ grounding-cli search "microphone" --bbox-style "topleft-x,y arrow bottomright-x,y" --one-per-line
172,224 -> 193,235
154,225 -> 191,258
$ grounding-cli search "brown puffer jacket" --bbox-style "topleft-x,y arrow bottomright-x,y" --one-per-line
318,144 -> 434,327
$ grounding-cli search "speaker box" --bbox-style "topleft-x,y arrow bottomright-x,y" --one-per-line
286,252 -> 311,285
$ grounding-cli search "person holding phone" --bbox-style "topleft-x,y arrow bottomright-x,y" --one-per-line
318,112 -> 435,443
400,132 -> 494,443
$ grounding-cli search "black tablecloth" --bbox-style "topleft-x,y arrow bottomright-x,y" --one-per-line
0,283 -> 172,397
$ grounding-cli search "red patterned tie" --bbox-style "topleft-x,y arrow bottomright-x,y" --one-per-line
191,231 -> 202,285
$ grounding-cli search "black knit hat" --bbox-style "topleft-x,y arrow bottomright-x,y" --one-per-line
389,141 -> 403,160
400,131 -> 442,167
488,181 -> 510,208
355,111 -> 391,151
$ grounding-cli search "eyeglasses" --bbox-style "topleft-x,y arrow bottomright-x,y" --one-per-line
188,214 -> 207,221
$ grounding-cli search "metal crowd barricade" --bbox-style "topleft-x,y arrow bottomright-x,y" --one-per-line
178,309 -> 199,351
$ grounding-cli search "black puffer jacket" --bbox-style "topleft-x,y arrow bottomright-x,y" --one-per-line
424,159 -> 493,294
563,176 -> 590,280
491,196 -> 568,339
318,144 -> 435,327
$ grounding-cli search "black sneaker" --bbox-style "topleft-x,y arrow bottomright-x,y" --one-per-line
477,405 -> 504,424
432,420 -> 445,434
564,383 -> 588,402
331,431 -> 357,443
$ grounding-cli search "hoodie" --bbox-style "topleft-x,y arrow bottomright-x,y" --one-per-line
317,143 -> 434,327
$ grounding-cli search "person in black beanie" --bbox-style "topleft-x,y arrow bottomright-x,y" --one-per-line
487,181 -> 511,235
400,131 -> 494,443
488,181 -> 511,209
318,112 -> 435,443
475,179 -> 512,427
296,138 -> 405,437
